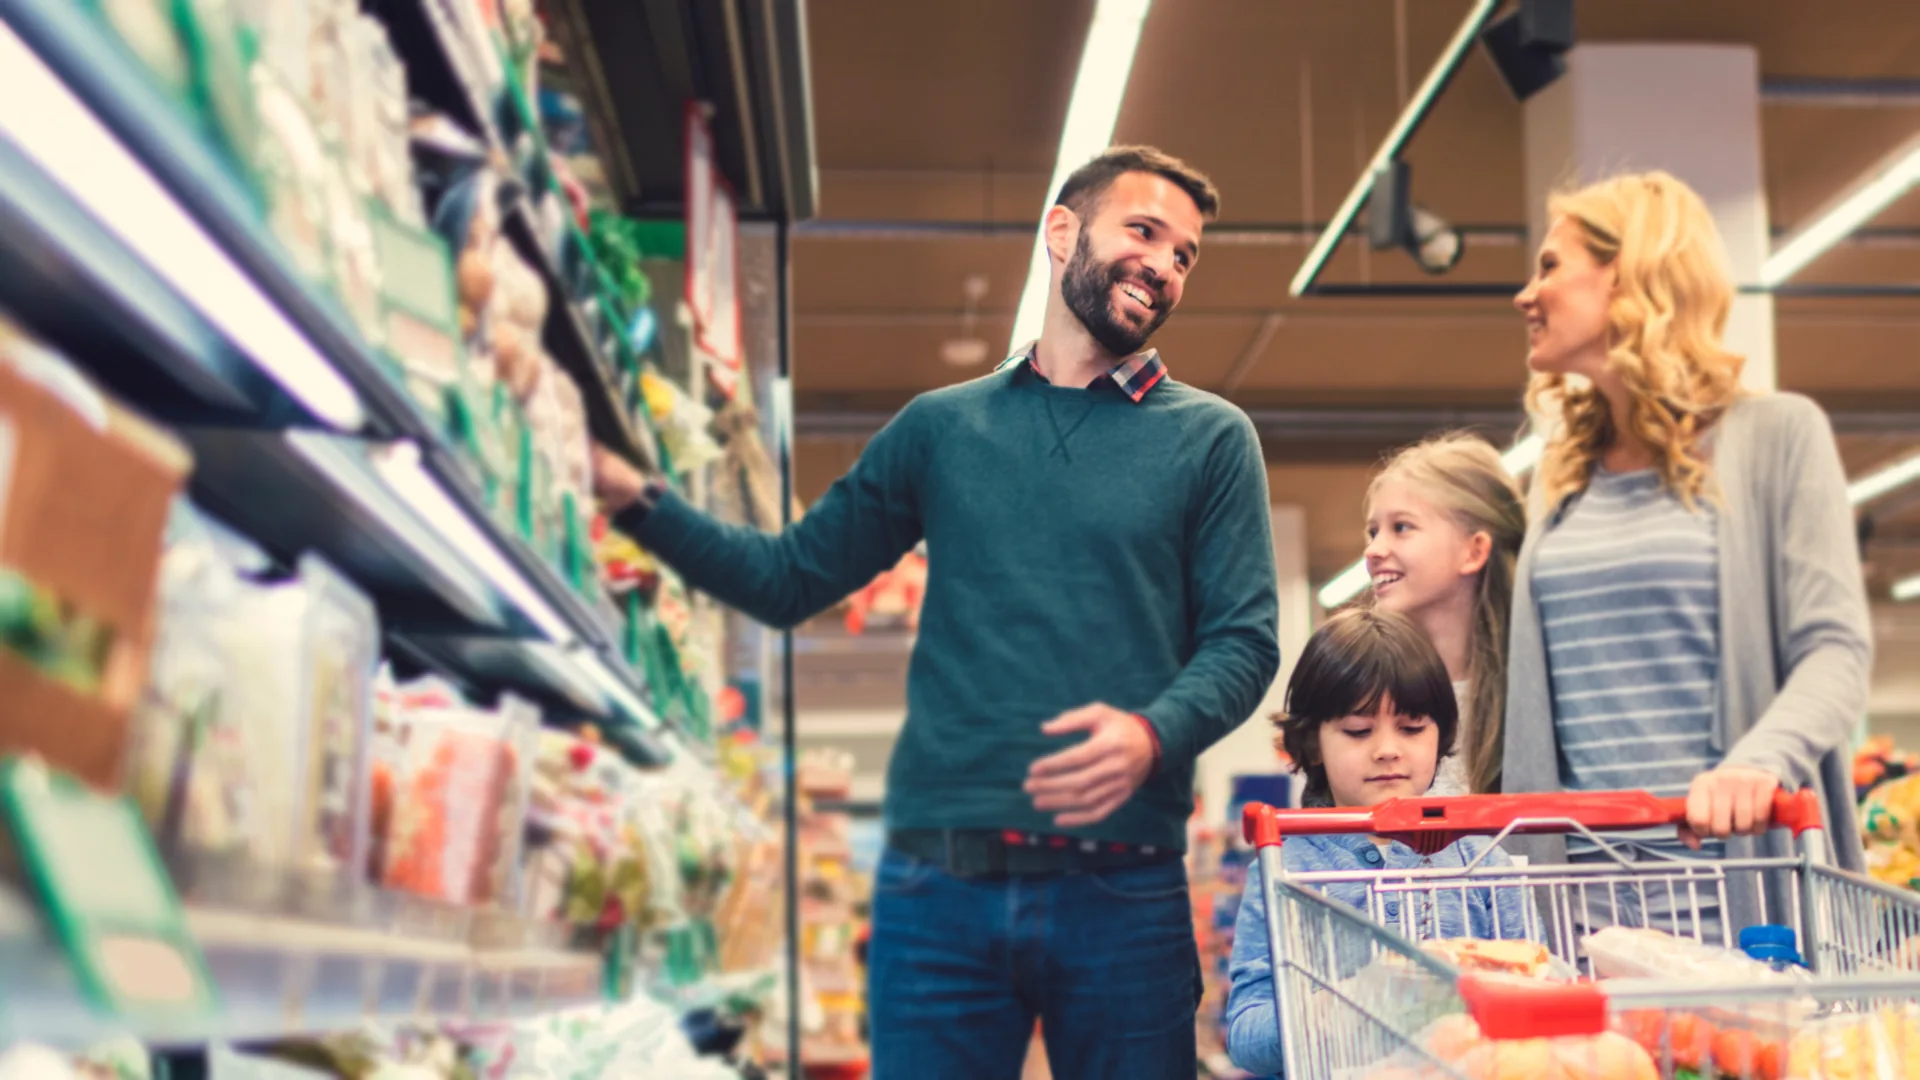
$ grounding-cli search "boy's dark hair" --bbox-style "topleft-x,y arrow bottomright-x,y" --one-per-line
1274,608 -> 1458,807
1054,145 -> 1221,222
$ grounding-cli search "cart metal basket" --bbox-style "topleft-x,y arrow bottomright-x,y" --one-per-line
1241,789 -> 1920,1079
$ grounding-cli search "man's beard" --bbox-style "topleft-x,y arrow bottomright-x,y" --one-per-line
1060,231 -> 1169,357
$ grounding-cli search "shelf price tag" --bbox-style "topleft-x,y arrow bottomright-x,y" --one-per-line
0,756 -> 215,1030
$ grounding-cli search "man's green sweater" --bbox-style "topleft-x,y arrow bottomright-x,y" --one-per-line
618,361 -> 1279,850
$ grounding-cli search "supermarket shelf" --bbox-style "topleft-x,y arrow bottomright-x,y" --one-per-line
502,199 -> 662,475
0,4 -> 693,710
0,0 -> 425,441
0,885 -> 603,1050
0,3 -> 724,766
366,0 -> 662,476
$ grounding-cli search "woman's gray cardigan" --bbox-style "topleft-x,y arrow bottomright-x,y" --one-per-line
1502,394 -> 1874,916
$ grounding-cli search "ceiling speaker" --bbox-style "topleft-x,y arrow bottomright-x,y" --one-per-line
1481,0 -> 1575,102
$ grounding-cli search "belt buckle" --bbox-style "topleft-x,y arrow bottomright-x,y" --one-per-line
941,830 -> 1009,878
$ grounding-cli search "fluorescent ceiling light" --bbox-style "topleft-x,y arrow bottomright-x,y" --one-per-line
1763,138 -> 1920,287
1316,429 -> 1547,610
1288,0 -> 1501,298
1315,562 -> 1374,612
0,22 -> 365,431
368,441 -> 575,642
1894,575 -> 1920,603
1500,432 -> 1546,476
1007,0 -> 1152,353
1848,453 -> 1920,507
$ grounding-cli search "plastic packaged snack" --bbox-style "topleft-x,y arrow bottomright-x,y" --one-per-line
380,689 -> 539,908
1782,1004 -> 1920,1080
289,555 -> 378,893
1398,1012 -> 1657,1080
1420,938 -> 1558,979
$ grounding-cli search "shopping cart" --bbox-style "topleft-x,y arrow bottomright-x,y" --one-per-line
1240,789 -> 1920,1079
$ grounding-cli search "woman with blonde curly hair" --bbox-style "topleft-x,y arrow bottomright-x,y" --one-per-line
1503,171 -> 1873,916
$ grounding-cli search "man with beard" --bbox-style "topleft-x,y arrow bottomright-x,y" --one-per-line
593,146 -> 1278,1079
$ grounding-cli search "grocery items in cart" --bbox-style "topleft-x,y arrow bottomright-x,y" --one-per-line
1237,789 -> 1920,1080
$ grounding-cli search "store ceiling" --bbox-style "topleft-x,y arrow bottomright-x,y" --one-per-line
783,1 -> 1920,722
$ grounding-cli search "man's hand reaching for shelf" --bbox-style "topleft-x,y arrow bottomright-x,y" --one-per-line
591,443 -> 661,514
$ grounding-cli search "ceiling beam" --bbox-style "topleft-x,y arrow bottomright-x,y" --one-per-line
796,403 -> 1920,449
792,219 -> 1920,249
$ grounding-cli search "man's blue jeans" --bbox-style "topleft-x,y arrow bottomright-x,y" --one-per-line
867,846 -> 1201,1079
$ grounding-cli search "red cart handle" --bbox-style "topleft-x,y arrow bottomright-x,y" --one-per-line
1242,788 -> 1822,854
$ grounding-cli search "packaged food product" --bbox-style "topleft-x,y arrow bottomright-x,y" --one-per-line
1409,1014 -> 1657,1080
0,341 -> 190,792
1421,938 -> 1555,978
250,68 -> 334,285
127,543 -> 377,907
638,367 -> 722,476
1585,927 -> 1804,987
1616,1008 -> 1714,1073
379,689 -> 539,908
1782,1004 -> 1920,1080
289,555 -> 378,892
232,0 -> 311,103
97,0 -> 193,99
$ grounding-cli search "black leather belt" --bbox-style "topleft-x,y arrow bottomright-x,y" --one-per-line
887,829 -> 1178,878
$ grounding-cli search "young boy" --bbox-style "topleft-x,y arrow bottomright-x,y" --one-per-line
1224,608 -> 1536,1077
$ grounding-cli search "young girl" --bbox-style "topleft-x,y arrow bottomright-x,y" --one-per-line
1224,608 -> 1534,1078
1364,433 -> 1525,795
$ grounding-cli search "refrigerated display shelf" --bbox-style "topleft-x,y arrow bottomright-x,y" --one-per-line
0,0 -> 701,750
0,884 -> 603,1051
365,0 -> 663,477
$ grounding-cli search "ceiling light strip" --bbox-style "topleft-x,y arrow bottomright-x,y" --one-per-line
1287,0 -> 1501,298
1762,138 -> 1920,287
1006,0 -> 1153,353
0,22 -> 365,431
1893,575 -> 1920,603
1314,431 -> 1546,610
1848,453 -> 1920,508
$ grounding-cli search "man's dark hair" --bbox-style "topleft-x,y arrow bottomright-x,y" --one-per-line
1274,607 -> 1458,807
1053,145 -> 1221,222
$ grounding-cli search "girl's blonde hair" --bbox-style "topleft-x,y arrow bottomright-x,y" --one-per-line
1527,170 -> 1746,509
1367,432 -> 1525,794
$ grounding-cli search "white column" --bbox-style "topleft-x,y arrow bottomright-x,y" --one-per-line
1523,44 -> 1776,392
1196,505 -> 1311,830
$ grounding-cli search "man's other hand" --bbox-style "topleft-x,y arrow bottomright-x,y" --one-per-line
1023,704 -> 1158,829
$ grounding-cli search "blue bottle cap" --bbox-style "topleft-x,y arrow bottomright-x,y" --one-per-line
1739,924 -> 1802,964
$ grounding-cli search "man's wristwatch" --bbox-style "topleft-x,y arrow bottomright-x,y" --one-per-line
618,477 -> 672,528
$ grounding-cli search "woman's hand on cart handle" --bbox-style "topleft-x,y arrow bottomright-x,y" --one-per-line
1240,786 -> 1823,849
1680,766 -> 1814,847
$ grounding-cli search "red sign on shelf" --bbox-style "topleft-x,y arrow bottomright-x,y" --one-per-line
684,103 -> 743,387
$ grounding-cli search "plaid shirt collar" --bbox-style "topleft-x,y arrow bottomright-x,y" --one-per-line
995,341 -> 1168,402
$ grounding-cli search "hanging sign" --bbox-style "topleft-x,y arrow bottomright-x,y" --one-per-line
684,103 -> 744,384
